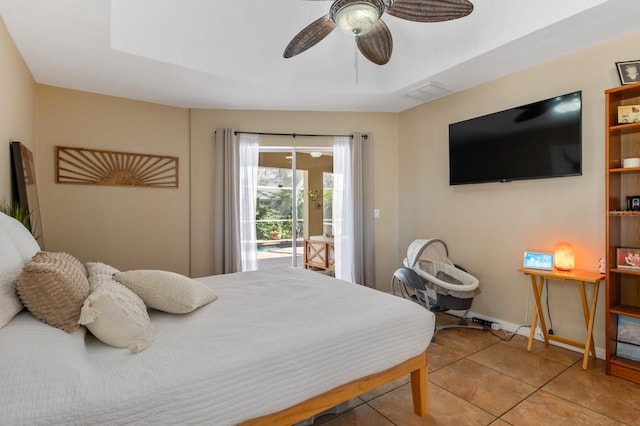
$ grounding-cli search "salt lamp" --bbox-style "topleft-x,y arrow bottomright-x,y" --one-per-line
554,242 -> 575,271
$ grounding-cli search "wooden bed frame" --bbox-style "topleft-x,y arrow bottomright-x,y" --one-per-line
241,350 -> 428,425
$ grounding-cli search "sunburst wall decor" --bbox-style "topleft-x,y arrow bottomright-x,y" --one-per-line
56,146 -> 178,188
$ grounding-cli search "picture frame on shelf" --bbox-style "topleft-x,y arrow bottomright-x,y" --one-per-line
626,195 -> 640,211
618,105 -> 640,124
616,60 -> 640,85
617,247 -> 640,269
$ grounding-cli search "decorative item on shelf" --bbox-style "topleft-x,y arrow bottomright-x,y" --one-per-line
307,190 -> 322,209
616,60 -> 640,85
623,158 -> 640,168
554,242 -> 575,271
626,195 -> 640,211
617,247 -> 640,270
618,105 -> 640,123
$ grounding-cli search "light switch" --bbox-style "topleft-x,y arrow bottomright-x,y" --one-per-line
373,209 -> 380,219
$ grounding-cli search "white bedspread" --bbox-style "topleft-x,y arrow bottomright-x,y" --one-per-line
0,268 -> 434,425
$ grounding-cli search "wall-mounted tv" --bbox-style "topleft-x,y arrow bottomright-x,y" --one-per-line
448,91 -> 582,185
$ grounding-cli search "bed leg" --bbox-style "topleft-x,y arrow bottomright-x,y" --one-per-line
410,354 -> 428,416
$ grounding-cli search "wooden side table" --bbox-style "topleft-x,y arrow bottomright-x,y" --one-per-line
518,268 -> 604,369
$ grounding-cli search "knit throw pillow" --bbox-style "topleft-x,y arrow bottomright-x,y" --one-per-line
114,270 -> 217,314
17,252 -> 90,333
79,268 -> 152,354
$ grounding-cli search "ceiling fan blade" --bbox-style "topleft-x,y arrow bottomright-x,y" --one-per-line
283,14 -> 336,58
356,19 -> 393,65
386,0 -> 473,22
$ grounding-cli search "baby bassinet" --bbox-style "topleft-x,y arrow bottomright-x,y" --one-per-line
402,238 -> 481,313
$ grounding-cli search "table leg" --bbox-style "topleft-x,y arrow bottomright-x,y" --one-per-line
528,275 -> 549,351
582,280 -> 600,369
578,282 -> 596,360
528,301 -> 537,352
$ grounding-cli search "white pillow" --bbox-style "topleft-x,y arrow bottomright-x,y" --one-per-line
79,271 -> 152,353
86,262 -> 120,280
113,270 -> 218,314
0,249 -> 25,329
0,212 -> 40,328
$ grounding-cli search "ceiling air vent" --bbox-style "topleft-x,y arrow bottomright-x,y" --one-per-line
406,82 -> 452,102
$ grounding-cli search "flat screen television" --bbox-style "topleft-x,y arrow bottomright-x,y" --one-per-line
448,91 -> 582,185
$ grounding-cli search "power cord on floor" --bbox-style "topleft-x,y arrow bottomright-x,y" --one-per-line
441,313 -> 532,342
487,324 -> 531,341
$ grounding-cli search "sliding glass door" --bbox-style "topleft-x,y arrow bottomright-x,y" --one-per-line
255,153 -> 304,269
255,149 -> 333,270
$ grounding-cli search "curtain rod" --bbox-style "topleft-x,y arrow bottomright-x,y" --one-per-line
233,131 -> 368,140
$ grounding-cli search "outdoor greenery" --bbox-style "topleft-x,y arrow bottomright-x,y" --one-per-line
255,166 -> 334,241
255,189 -> 305,240
256,167 -> 304,240
323,172 -> 333,236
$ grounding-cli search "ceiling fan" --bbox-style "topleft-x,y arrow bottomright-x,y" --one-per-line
283,0 -> 474,65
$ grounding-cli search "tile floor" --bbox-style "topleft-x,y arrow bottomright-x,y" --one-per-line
311,312 -> 640,425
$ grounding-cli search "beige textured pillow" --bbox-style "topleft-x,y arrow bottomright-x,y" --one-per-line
32,251 -> 87,277
114,270 -> 217,314
17,255 -> 90,333
79,273 -> 152,353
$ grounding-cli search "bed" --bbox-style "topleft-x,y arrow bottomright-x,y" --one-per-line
0,212 -> 435,425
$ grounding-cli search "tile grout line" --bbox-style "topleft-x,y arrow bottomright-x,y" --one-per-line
540,359 -> 631,424
365,401 -> 400,426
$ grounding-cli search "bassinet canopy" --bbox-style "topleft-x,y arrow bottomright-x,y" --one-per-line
403,239 -> 480,300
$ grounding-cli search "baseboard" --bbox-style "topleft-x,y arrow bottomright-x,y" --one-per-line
444,309 -> 605,360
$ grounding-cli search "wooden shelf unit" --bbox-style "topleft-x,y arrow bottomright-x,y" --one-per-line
605,82 -> 640,384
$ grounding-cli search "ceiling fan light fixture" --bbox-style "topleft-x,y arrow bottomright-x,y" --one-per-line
331,0 -> 385,37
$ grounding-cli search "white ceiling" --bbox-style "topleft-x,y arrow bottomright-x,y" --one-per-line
1,0 -> 639,112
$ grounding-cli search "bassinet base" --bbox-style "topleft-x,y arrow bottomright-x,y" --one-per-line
432,293 -> 474,311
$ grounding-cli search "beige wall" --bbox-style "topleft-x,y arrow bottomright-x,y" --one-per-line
0,16 -> 35,202
35,86 -> 191,274
397,30 -> 640,349
189,110 -> 399,282
31,91 -> 400,285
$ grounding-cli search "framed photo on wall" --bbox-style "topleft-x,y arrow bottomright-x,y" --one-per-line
10,141 -> 44,248
617,247 -> 640,270
616,60 -> 640,85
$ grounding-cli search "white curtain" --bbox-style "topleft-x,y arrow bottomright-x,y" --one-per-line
213,129 -> 258,274
333,136 -> 354,282
238,134 -> 259,271
333,133 -> 374,286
